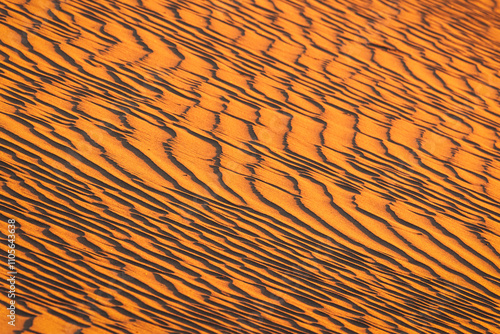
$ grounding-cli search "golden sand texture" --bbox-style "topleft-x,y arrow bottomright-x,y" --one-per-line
0,0 -> 500,333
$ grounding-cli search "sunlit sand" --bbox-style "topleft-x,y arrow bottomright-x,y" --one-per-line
0,0 -> 499,333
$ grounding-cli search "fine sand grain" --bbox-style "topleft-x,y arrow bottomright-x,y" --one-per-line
0,0 -> 500,333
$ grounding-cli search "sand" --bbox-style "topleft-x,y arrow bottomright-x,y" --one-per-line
0,0 -> 499,333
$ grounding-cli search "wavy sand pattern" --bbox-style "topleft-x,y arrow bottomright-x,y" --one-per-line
1,0 -> 500,333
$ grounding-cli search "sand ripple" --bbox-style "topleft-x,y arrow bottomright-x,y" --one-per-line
1,0 -> 500,333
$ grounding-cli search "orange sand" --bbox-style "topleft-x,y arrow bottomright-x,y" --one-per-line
0,0 -> 499,333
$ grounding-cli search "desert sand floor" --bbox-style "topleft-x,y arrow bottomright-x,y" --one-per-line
1,0 -> 500,333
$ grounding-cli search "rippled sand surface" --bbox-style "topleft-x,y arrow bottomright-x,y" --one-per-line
1,0 -> 500,333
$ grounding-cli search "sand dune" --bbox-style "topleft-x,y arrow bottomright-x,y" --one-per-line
1,0 -> 500,333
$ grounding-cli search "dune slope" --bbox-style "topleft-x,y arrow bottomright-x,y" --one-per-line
1,0 -> 500,333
